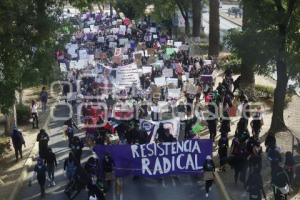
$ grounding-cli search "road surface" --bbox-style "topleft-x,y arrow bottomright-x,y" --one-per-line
17,103 -> 222,200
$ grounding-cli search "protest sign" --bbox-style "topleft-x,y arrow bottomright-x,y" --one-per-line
179,45 -> 189,51
153,34 -> 158,39
192,123 -> 205,134
119,25 -> 126,35
60,63 -> 67,72
112,27 -> 119,34
109,42 -> 117,48
154,77 -> 166,87
142,66 -> 152,74
162,68 -> 173,78
186,83 -> 197,95
147,56 -> 156,65
94,140 -> 213,177
83,28 -> 90,34
119,38 -> 129,46
167,40 -> 174,46
204,60 -> 212,65
114,48 -> 122,57
166,78 -> 178,87
112,56 -> 122,64
116,63 -> 140,87
97,36 -> 105,43
100,52 -> 107,60
147,48 -> 155,56
174,42 -> 182,48
79,49 -> 88,59
122,55 -> 129,60
168,88 -> 181,99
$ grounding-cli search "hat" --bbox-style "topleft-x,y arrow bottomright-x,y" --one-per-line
206,155 -> 212,160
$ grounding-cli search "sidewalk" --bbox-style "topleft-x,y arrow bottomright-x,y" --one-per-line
0,87 -> 55,200
219,11 -> 242,27
216,75 -> 300,199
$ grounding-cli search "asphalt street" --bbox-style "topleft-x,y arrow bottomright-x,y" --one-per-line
17,103 -> 222,200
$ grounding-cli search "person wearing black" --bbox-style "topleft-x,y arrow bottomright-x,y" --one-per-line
220,111 -> 231,137
203,155 -> 215,198
271,164 -> 290,200
70,136 -> 84,163
11,126 -> 25,161
65,166 -> 89,200
207,114 -> 217,142
37,129 -> 50,159
45,148 -> 57,186
32,158 -> 47,197
87,175 -> 105,200
218,134 -> 228,172
246,169 -> 266,200
284,151 -> 295,187
158,128 -> 176,143
103,154 -> 114,191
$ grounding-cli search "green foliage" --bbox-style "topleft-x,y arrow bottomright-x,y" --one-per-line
16,104 -> 30,125
224,0 -> 300,80
0,136 -> 10,157
219,54 -> 242,74
114,0 -> 146,19
0,0 -> 69,114
255,84 -> 274,98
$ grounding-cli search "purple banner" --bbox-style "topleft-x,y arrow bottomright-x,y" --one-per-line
94,139 -> 212,177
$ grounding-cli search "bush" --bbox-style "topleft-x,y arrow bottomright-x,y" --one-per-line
255,85 -> 274,98
16,104 -> 31,125
218,54 -> 241,74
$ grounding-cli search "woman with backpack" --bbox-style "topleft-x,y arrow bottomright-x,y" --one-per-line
203,155 -> 215,198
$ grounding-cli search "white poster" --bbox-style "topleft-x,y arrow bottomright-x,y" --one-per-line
60,63 -> 67,72
79,49 -> 88,59
166,78 -> 178,87
168,88 -> 181,99
154,77 -> 166,87
162,68 -> 173,78
174,42 -> 182,48
142,66 -> 152,74
116,63 -> 140,87
167,40 -> 174,46
109,42 -> 117,48
97,37 -> 105,43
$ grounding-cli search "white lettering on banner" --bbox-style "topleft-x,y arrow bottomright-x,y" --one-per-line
141,158 -> 152,175
131,141 -> 205,175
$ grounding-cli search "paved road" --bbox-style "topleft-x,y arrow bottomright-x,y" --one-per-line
17,103 -> 222,200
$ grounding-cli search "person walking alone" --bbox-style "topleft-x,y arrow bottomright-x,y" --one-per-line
40,87 -> 48,112
31,100 -> 39,129
37,129 -> 50,159
203,155 -> 215,198
11,126 -> 25,161
45,148 -> 58,186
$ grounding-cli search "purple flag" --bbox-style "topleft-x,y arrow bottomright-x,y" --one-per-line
94,139 -> 212,177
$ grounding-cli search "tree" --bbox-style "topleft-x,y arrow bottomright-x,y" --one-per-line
192,0 -> 202,42
208,0 -> 220,57
175,0 -> 191,36
225,0 -> 300,133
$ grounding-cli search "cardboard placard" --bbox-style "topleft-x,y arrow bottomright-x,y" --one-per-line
147,56 -> 156,65
147,48 -> 155,56
113,56 -> 122,64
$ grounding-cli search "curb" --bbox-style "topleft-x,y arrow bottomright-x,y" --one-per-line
219,13 -> 242,27
8,111 -> 52,200
214,171 -> 232,200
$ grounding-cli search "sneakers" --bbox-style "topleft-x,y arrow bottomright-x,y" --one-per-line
206,193 -> 209,198
52,181 -> 56,186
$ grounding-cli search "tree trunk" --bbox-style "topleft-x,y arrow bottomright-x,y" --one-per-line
208,0 -> 220,57
239,0 -> 255,99
184,16 -> 190,36
192,0 -> 202,42
269,25 -> 288,133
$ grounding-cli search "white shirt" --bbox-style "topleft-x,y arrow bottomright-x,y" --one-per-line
31,104 -> 38,113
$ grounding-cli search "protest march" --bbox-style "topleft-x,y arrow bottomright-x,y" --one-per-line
19,5 -> 298,200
